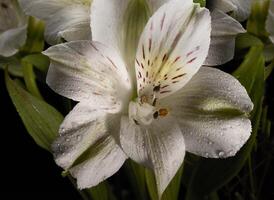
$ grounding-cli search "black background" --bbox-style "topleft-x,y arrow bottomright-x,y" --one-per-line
0,70 -> 82,199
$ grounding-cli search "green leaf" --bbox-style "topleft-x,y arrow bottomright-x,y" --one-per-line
125,160 -> 148,200
21,17 -> 45,54
85,182 -> 117,200
193,0 -> 206,7
5,70 -> 63,151
22,53 -> 49,73
185,46 -> 265,200
146,165 -> 183,200
247,0 -> 270,41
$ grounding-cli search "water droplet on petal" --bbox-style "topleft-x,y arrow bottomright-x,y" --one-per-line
77,135 -> 82,141
218,151 -> 225,157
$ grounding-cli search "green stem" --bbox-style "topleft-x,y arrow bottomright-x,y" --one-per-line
22,60 -> 43,99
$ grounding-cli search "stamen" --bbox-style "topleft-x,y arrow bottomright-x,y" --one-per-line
159,108 -> 169,117
140,95 -> 148,103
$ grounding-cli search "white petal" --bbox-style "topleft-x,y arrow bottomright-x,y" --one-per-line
52,102 -> 107,169
161,67 -> 253,158
204,10 -> 246,66
43,41 -> 132,109
120,116 -> 185,197
266,0 -> 274,44
208,0 -> 252,21
0,25 -> 27,57
52,102 -> 126,188
19,0 -> 91,44
91,0 -> 149,79
135,0 -> 211,99
69,135 -> 127,189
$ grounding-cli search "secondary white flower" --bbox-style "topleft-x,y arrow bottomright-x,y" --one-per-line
207,0 -> 252,22
266,0 -> 274,44
44,0 -> 253,197
0,0 -> 27,57
18,0 -> 92,44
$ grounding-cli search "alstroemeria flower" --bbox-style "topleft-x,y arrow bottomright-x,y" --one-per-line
266,0 -> 274,44
44,0 -> 253,197
18,0 -> 92,44
0,0 -> 27,57
207,0 -> 252,22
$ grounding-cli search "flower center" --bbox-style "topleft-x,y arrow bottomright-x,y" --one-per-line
129,96 -> 169,126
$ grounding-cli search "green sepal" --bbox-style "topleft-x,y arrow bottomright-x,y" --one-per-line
21,16 -> 45,54
194,0 -> 206,7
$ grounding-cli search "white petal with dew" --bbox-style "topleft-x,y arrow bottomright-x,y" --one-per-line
120,115 -> 185,198
135,0 -> 211,99
204,10 -> 246,66
161,67 -> 253,158
52,102 -> 126,189
69,135 -> 127,189
44,41 -> 132,109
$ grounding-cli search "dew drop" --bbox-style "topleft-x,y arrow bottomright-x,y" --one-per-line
218,151 -> 225,157
77,135 -> 82,141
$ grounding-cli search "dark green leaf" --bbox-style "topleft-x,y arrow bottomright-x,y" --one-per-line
85,182 -> 117,200
5,69 -> 63,151
247,0 -> 270,41
146,165 -> 183,200
125,160 -> 148,200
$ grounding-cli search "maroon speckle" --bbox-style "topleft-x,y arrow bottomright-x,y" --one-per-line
161,13 -> 166,30
149,38 -> 152,52
160,90 -> 171,94
187,57 -> 197,64
173,56 -> 181,63
161,85 -> 169,89
162,54 -> 168,62
106,57 -> 118,69
172,73 -> 186,80
176,67 -> 182,71
142,44 -> 146,60
138,71 -> 142,78
141,63 -> 144,69
136,59 -> 140,66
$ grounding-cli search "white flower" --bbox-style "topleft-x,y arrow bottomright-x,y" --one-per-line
266,0 -> 274,44
207,0 -> 252,22
44,0 -> 253,197
18,0 -> 92,44
0,0 -> 27,57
